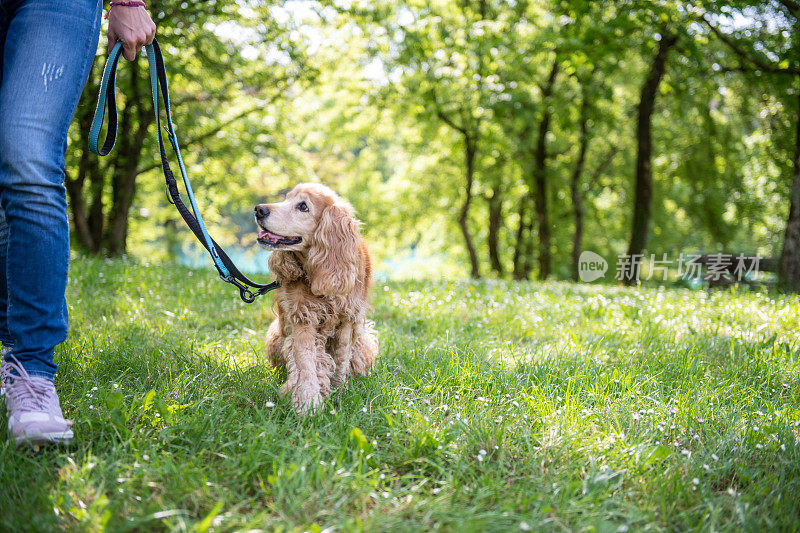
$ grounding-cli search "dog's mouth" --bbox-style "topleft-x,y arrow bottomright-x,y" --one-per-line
257,229 -> 302,247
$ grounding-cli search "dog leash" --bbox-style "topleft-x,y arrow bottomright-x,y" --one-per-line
89,39 -> 279,303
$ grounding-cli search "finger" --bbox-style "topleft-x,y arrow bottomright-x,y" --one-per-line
107,29 -> 118,56
138,31 -> 149,48
122,39 -> 138,61
146,23 -> 156,44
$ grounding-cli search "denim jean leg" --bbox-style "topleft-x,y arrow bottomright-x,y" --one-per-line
0,204 -> 12,348
0,0 -> 101,379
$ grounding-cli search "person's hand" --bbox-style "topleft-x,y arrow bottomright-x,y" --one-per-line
107,5 -> 157,61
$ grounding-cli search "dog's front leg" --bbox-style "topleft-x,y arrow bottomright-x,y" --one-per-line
283,324 -> 324,414
330,321 -> 353,390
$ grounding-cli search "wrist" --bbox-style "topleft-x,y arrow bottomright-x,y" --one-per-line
106,0 -> 146,18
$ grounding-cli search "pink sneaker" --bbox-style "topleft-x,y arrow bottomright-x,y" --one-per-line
1,354 -> 73,446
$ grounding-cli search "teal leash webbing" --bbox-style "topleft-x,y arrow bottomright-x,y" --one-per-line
89,40 -> 279,303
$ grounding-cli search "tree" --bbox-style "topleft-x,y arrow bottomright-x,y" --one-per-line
622,31 -> 679,284
66,0 -> 310,255
699,1 -> 800,290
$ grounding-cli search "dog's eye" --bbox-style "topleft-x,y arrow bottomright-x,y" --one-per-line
296,201 -> 309,212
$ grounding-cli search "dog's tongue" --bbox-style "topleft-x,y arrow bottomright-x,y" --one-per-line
258,230 -> 283,244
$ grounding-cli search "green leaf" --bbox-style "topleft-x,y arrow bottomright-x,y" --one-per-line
349,427 -> 372,453
142,389 -> 156,412
645,444 -> 672,464
192,501 -> 225,533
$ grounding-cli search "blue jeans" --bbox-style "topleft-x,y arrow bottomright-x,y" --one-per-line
0,0 -> 101,379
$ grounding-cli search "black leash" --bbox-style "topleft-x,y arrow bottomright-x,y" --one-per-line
89,39 -> 279,303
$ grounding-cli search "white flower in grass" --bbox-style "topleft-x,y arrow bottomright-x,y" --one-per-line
631,413 -> 640,421
477,455 -> 484,462
681,449 -> 691,458
692,478 -> 699,486
362,407 -> 368,413
265,401 -> 275,408
711,453 -> 719,461
781,444 -> 786,451
756,443 -> 763,449
520,522 -> 532,531
478,449 -> 487,456
703,464 -> 710,471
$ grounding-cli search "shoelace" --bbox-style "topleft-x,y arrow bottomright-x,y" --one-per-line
0,355 -> 53,411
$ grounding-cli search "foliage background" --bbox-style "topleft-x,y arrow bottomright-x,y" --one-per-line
66,0 -> 800,284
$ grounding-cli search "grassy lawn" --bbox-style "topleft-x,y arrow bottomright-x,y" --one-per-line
1,255 -> 799,531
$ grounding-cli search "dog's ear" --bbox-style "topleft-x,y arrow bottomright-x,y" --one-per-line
307,202 -> 360,296
269,250 -> 303,284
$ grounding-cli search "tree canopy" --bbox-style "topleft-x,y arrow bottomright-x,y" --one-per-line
68,0 -> 800,290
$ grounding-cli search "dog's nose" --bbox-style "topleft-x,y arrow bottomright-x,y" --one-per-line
255,204 -> 270,218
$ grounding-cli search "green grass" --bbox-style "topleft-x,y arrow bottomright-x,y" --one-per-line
1,255 -> 799,531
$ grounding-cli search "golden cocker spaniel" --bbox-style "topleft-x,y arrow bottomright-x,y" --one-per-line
254,183 -> 378,413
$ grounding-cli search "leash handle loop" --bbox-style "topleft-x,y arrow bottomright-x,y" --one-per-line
89,39 -> 280,302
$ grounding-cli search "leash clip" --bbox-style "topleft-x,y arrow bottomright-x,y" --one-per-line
220,274 -> 258,303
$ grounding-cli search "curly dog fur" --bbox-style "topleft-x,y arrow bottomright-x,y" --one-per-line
255,183 -> 378,413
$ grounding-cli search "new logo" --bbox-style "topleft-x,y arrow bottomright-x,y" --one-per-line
578,251 -> 608,282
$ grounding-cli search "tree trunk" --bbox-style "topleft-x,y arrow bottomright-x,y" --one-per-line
487,187 -> 503,275
513,198 -> 530,280
66,148 -> 96,251
65,72 -> 100,252
570,94 -> 590,281
104,59 -> 153,255
779,89 -> 800,291
460,137 -> 481,278
531,59 -> 559,279
87,164 -> 105,252
623,33 -> 678,285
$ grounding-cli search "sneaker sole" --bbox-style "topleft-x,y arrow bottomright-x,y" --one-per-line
13,428 -> 74,447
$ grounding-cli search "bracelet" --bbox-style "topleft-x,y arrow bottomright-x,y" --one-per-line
105,0 -> 146,18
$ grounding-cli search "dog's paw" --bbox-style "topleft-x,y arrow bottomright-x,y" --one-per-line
331,368 -> 351,390
292,389 -> 323,415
